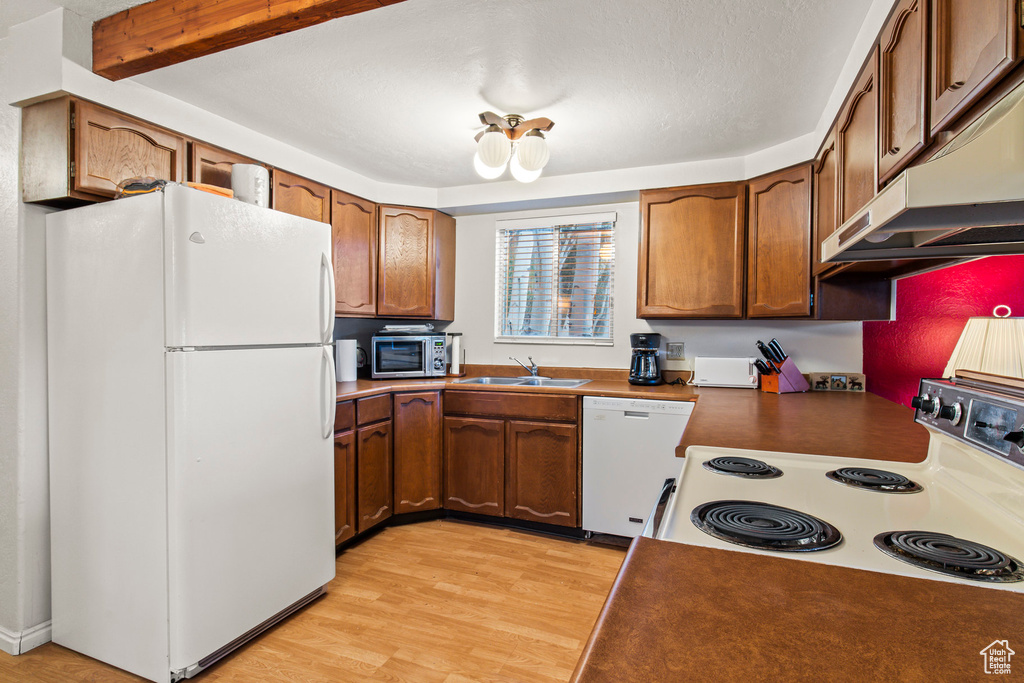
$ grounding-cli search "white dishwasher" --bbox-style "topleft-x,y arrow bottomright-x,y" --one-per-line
582,396 -> 694,538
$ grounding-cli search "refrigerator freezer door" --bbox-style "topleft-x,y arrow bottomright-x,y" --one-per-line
165,346 -> 335,670
164,185 -> 334,348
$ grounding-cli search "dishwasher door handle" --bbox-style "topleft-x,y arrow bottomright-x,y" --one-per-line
641,478 -> 676,539
623,411 -> 650,419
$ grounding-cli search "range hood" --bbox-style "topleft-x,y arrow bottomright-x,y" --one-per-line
823,79 -> 1024,263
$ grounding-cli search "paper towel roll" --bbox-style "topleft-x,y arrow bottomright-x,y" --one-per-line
335,339 -> 358,382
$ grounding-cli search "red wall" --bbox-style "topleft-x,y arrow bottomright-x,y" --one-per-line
862,255 -> 1024,407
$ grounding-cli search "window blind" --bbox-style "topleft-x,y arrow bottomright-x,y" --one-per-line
495,215 -> 615,343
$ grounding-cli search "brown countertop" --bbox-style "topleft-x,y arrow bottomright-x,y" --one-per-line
679,387 -> 931,463
339,377 -> 930,464
573,538 -> 1023,683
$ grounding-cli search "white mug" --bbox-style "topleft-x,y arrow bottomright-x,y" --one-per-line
231,164 -> 270,207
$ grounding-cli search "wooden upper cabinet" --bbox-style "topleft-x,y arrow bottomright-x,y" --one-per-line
331,190 -> 378,317
393,391 -> 442,514
333,430 -> 357,545
356,420 -> 393,534
74,100 -> 185,199
444,416 -> 504,517
930,0 -> 1021,134
812,130 -> 839,277
505,420 -> 578,528
745,165 -> 812,318
837,49 -> 879,225
271,169 -> 330,223
188,141 -> 258,190
637,183 -> 747,318
879,0 -> 930,184
377,206 -> 456,320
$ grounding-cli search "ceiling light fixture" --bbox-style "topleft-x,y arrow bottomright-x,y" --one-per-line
474,112 -> 555,182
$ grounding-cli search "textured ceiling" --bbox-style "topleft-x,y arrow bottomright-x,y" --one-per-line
0,0 -> 146,35
6,0 -> 876,189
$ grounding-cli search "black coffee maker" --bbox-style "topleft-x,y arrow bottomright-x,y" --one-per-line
629,333 -> 663,385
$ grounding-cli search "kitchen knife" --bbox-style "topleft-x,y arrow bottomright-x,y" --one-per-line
754,359 -> 774,376
768,338 -> 787,362
756,340 -> 774,362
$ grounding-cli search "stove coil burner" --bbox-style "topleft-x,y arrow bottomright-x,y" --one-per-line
690,500 -> 842,552
874,531 -> 1024,583
702,456 -> 782,479
825,467 -> 922,493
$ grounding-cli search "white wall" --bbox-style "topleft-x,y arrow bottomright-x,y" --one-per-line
452,202 -> 863,373
0,34 -> 54,655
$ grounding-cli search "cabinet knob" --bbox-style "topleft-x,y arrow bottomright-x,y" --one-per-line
888,146 -> 901,155
948,80 -> 966,91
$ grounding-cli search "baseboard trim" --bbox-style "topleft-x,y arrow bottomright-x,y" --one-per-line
0,620 -> 53,655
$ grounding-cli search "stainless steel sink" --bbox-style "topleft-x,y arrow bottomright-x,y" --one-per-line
456,377 -> 527,385
456,376 -> 591,388
519,378 -> 591,388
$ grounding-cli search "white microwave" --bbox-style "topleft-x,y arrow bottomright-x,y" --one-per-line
370,334 -> 447,379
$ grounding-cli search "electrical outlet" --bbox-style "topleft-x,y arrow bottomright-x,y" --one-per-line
666,341 -> 685,360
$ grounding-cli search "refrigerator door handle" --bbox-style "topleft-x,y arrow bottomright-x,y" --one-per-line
320,252 -> 335,345
321,346 -> 335,439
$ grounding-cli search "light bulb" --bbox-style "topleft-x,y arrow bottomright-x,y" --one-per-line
516,133 -> 550,172
476,127 -> 511,168
474,152 -> 506,179
510,155 -> 542,183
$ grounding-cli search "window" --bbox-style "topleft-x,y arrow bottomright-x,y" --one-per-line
495,212 -> 615,344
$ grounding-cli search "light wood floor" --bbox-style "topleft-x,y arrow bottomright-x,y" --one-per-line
1,520 -> 625,682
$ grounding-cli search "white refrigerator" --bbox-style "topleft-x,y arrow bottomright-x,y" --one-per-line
46,185 -> 337,683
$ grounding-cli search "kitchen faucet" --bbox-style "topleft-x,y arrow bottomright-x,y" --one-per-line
509,356 -> 540,377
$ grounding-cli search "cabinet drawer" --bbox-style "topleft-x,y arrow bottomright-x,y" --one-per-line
444,391 -> 577,421
334,400 -> 355,433
357,394 -> 392,425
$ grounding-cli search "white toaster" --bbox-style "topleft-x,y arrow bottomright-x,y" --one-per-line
692,356 -> 759,388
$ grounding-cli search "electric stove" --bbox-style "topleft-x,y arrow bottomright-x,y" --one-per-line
654,373 -> 1024,592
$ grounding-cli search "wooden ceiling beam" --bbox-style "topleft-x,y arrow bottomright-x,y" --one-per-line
93,0 -> 408,81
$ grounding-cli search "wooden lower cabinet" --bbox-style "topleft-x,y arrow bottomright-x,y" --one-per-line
357,420 -> 393,533
333,430 -> 357,544
393,391 -> 443,513
505,420 -> 578,527
444,416 -> 505,517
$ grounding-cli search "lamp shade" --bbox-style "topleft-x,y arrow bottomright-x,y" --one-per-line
476,127 -> 511,168
473,152 -> 505,179
509,154 -> 542,183
515,132 -> 550,172
943,306 -> 1024,379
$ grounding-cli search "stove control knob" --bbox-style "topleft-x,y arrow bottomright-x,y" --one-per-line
938,403 -> 963,425
911,395 -> 939,416
1005,430 -> 1024,451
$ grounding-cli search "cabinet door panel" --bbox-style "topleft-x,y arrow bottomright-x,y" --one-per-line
333,430 -> 356,544
505,421 -> 578,527
812,131 -> 839,277
443,416 -> 504,516
74,100 -> 185,198
356,421 -> 392,533
272,169 -> 330,223
879,0 -> 929,183
637,183 -> 746,318
930,0 -> 1019,133
746,165 -> 812,318
331,190 -> 377,316
838,50 -> 879,225
378,206 -> 435,317
393,392 -> 442,514
189,142 -> 258,190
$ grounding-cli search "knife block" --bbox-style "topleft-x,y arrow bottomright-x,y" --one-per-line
760,358 -> 810,394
